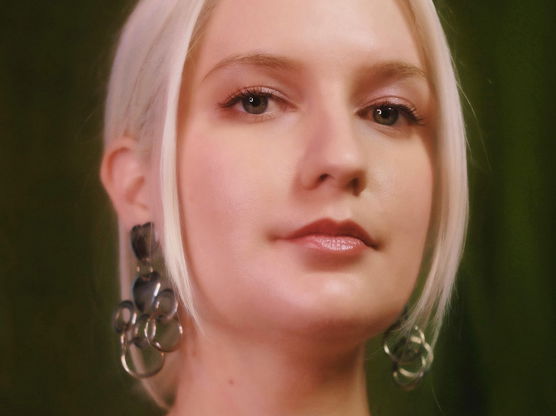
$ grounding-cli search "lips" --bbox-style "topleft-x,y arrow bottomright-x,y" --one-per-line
283,218 -> 377,250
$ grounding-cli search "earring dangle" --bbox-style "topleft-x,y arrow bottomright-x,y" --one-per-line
382,309 -> 434,390
112,222 -> 183,379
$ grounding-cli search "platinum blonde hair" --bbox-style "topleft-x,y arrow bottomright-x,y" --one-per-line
103,0 -> 468,407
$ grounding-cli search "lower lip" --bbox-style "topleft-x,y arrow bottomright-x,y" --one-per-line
285,234 -> 368,255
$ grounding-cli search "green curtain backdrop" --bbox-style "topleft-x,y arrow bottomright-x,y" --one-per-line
1,1 -> 554,414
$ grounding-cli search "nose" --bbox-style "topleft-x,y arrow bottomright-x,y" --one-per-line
297,108 -> 368,196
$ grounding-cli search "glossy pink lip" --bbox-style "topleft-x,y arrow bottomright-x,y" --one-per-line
282,219 -> 377,252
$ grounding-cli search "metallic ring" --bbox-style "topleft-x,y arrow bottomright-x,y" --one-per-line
132,272 -> 161,314
392,336 -> 433,387
397,334 -> 427,364
112,300 -> 137,334
383,326 -> 426,363
119,334 -> 166,379
393,368 -> 424,391
395,350 -> 428,379
131,313 -> 151,350
383,325 -> 434,390
145,315 -> 183,353
152,288 -> 179,321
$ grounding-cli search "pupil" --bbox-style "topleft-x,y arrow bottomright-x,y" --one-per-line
242,95 -> 268,115
374,106 -> 398,125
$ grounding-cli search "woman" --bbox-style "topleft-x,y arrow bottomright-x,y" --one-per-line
101,0 -> 468,414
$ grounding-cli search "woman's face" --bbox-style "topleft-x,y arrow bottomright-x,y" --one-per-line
178,0 -> 434,342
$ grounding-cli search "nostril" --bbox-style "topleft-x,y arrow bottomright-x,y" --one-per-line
349,177 -> 364,196
315,172 -> 364,195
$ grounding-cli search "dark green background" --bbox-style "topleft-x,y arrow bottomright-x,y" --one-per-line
1,1 -> 554,414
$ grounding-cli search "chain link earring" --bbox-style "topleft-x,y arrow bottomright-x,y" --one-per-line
383,308 -> 434,390
112,222 -> 183,378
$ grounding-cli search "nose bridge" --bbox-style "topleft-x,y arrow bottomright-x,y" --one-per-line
298,90 -> 368,194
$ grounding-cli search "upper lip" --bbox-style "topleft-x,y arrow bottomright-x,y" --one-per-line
283,218 -> 377,249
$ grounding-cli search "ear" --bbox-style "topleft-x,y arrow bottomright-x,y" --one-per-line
100,136 -> 153,229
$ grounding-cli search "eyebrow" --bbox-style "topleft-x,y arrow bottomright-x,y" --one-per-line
202,52 -> 301,82
202,52 -> 427,83
364,61 -> 427,82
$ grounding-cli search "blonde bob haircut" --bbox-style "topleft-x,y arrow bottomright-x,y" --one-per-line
103,0 -> 468,407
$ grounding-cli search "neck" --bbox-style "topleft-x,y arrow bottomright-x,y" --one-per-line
168,324 -> 372,416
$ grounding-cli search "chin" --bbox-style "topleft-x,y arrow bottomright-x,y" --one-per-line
267,285 -> 404,348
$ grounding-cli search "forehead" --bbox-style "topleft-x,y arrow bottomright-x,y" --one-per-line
193,0 -> 425,81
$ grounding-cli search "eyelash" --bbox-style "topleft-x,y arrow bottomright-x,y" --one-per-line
218,86 -> 424,126
361,100 -> 425,126
218,86 -> 286,114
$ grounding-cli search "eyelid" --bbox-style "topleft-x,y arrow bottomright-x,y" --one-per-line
215,85 -> 293,123
218,86 -> 288,109
358,96 -> 425,126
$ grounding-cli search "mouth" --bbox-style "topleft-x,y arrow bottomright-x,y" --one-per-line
281,218 -> 378,254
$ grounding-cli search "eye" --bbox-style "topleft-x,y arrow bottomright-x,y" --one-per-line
373,106 -> 399,126
360,102 -> 424,127
218,86 -> 287,119
242,94 -> 269,115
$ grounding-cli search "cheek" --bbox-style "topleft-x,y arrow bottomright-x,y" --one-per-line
180,131 -> 275,241
181,136 -> 248,223
392,154 -> 433,235
381,138 -> 434,291
178,131 -> 280,322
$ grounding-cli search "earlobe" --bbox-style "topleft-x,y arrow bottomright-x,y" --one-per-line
100,136 -> 153,229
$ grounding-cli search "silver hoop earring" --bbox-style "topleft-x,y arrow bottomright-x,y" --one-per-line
383,309 -> 434,390
112,222 -> 183,379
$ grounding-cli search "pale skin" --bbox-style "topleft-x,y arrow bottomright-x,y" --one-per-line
101,0 -> 435,415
